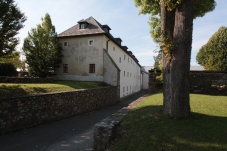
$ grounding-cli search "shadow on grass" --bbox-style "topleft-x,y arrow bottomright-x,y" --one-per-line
0,85 -> 29,99
112,105 -> 227,151
0,85 -> 48,99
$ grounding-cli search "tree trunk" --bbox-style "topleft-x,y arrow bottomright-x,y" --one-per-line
161,4 -> 175,117
162,0 -> 193,118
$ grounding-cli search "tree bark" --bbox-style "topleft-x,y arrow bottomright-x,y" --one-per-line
162,0 -> 193,118
161,3 -> 175,117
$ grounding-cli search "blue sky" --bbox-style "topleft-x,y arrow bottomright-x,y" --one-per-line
15,0 -> 227,66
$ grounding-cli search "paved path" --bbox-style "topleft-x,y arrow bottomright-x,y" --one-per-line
0,90 -> 148,151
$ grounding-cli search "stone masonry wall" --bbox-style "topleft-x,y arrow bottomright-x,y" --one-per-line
190,71 -> 227,95
149,70 -> 227,95
0,86 -> 119,135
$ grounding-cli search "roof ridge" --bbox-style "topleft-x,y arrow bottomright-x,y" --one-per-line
89,16 -> 103,28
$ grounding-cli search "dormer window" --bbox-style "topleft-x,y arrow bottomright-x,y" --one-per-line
80,24 -> 85,29
102,25 -> 111,33
78,19 -> 89,29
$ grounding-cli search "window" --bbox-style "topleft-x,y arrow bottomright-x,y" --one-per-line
63,64 -> 68,73
124,55 -> 126,60
124,71 -> 125,77
123,87 -> 125,93
113,47 -> 115,51
119,57 -> 121,63
80,23 -> 85,29
88,39 -> 94,46
63,42 -> 68,47
89,64 -> 95,73
128,57 -> 129,62
127,72 -> 129,77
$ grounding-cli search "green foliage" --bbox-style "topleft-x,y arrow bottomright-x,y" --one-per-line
193,0 -> 216,19
150,70 -> 163,89
153,51 -> 162,69
0,0 -> 26,56
134,0 -> 160,16
196,26 -> 227,71
110,93 -> 227,151
149,16 -> 161,43
23,13 -> 62,77
160,0 -> 183,11
0,63 -> 17,76
134,0 -> 216,44
135,0 -> 216,72
0,52 -> 25,71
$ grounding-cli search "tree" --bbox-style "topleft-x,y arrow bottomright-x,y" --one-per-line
0,0 -> 26,56
153,51 -> 161,69
23,13 -> 62,77
134,0 -> 216,118
196,26 -> 227,71
0,62 -> 17,76
0,51 -> 24,69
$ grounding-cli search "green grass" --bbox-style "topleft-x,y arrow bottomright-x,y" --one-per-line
110,93 -> 227,151
0,81 -> 108,99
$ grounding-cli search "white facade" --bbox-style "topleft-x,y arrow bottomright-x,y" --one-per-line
55,17 -> 142,98
105,37 -> 141,97
55,35 -> 105,81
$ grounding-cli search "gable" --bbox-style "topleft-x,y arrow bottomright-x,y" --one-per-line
58,17 -> 105,37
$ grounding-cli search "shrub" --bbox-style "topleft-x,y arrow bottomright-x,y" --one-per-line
0,63 -> 18,77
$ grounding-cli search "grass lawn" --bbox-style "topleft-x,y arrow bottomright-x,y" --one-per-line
110,93 -> 227,151
0,81 -> 108,99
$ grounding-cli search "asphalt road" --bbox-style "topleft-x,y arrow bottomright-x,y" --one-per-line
0,91 -> 147,151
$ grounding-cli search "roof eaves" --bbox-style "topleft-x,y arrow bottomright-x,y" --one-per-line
104,32 -> 141,67
57,32 -> 105,38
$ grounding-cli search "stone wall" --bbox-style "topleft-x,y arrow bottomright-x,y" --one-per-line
149,70 -> 227,95
190,71 -> 227,95
0,77 -> 55,83
0,86 -> 119,135
93,92 -> 148,151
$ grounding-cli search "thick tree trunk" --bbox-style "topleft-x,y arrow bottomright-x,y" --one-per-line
161,4 -> 175,117
162,0 -> 193,118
